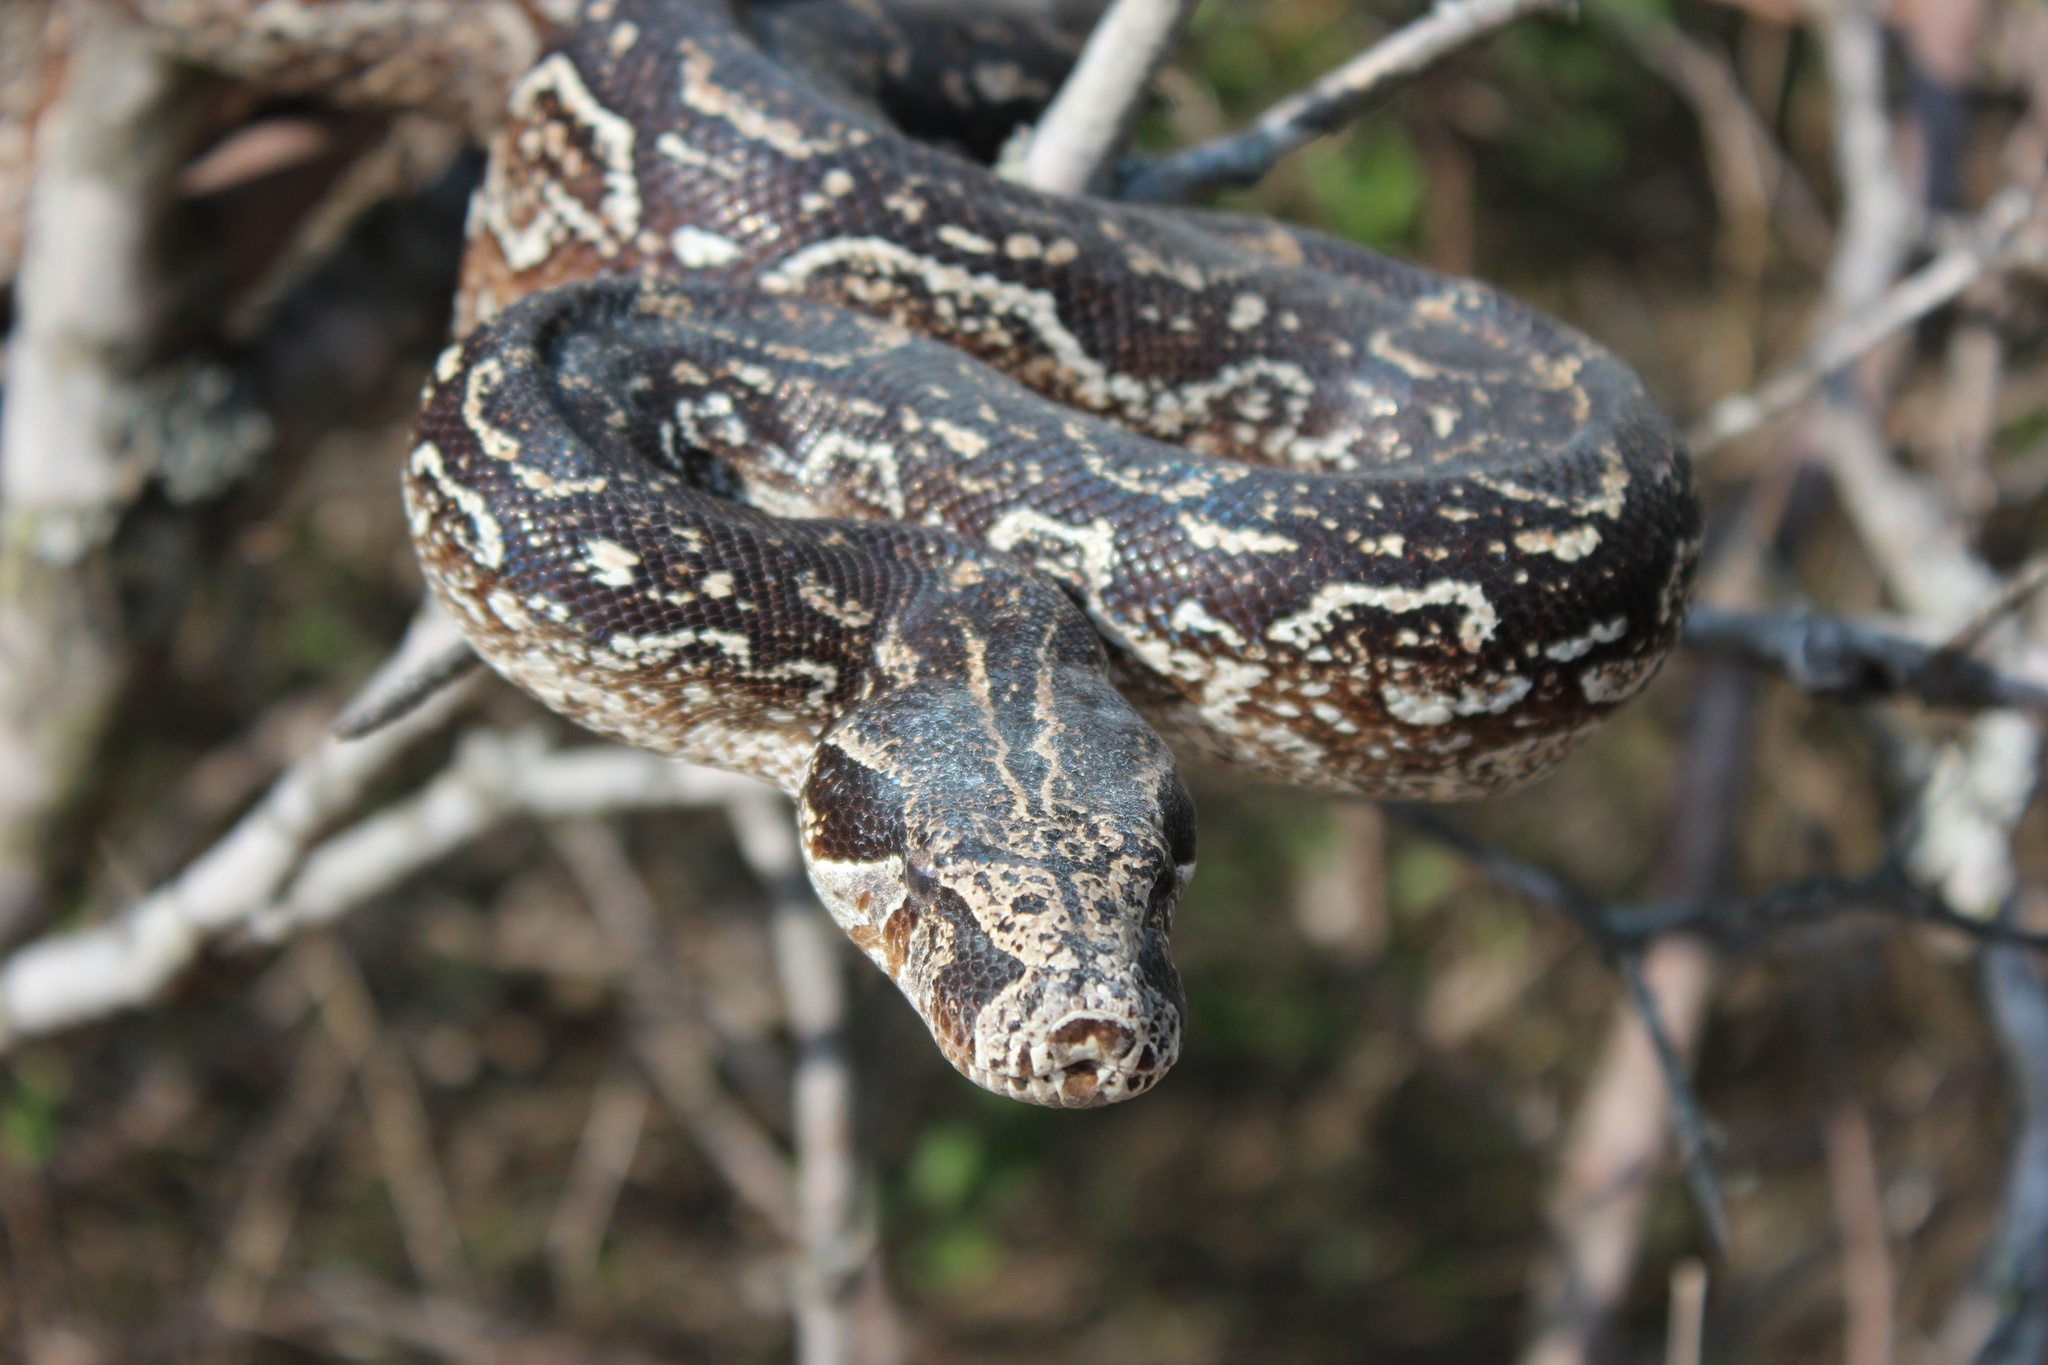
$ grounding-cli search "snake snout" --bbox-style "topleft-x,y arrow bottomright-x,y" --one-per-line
981,954 -> 1182,1108
1039,1015 -> 1157,1106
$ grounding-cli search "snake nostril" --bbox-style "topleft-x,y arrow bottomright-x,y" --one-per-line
1058,1060 -> 1101,1103
1047,1017 -> 1134,1063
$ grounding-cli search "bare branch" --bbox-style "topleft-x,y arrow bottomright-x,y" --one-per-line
294,933 -> 475,1304
0,7 -> 177,554
1688,185 -> 2039,453
1952,936 -> 2048,1365
0,603 -> 479,1045
251,735 -> 773,939
1018,0 -> 1200,195
1666,1260 -> 1708,1365
0,0 -> 68,292
549,817 -> 800,1241
1825,1104 -> 1896,1365
1682,604 -> 2048,711
1811,0 -> 1920,318
545,1062 -> 650,1310
0,6 -> 184,939
711,786 -> 902,1365
332,641 -> 480,740
107,0 -> 539,138
1122,0 -> 1567,203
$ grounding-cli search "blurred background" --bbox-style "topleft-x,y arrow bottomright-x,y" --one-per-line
1,0 -> 2045,1361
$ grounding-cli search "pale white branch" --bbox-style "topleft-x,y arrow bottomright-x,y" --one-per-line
1018,0 -> 1200,195
0,5 -> 185,939
0,603 -> 477,1044
1689,186 -> 2040,453
109,0 -> 538,138
1812,0 -> 1919,318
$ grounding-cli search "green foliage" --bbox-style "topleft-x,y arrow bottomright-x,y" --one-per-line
906,1122 -> 986,1215
899,1116 -> 1050,1292
1300,120 -> 1426,249
1389,840 -> 1464,919
2,1052 -> 70,1171
280,596 -> 382,679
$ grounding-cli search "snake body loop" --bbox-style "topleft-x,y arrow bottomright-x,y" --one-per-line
408,0 -> 1701,1106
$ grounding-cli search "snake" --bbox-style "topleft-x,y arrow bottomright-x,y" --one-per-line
404,0 -> 1702,1107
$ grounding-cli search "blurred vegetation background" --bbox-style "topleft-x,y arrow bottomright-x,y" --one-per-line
4,0 -> 2046,1361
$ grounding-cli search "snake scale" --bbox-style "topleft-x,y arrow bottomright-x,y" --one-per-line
406,0 -> 1701,1107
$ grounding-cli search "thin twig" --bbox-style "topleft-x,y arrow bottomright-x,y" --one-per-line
1519,937 -> 1719,1365
294,933 -> 474,1303
332,640 -> 479,740
1937,905 -> 2048,1365
549,818 -> 799,1241
544,1060 -> 650,1311
0,602 -> 478,1046
1621,951 -> 1730,1256
1962,933 -> 2048,1365
1597,1 -> 1832,271
1392,806 -> 2048,955
1825,1103 -> 1895,1365
1683,603 -> 2048,711
1939,555 -> 2048,661
1121,0 -> 1568,203
205,1029 -> 356,1347
718,790 -> 901,1365
1688,184 -> 2037,452
1017,0 -> 1200,195
1517,660 -> 1752,1365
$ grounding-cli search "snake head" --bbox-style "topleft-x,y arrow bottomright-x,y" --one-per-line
796,627 -> 1194,1108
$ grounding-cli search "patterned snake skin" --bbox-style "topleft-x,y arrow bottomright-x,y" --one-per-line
406,0 -> 1701,1107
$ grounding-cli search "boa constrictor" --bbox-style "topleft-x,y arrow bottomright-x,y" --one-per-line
405,0 -> 1701,1107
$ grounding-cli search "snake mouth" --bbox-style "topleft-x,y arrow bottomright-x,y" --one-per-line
970,1012 -> 1179,1108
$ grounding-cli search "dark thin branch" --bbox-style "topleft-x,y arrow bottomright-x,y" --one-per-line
1387,803 -> 1730,1253
1620,951 -> 1730,1257
1118,0 -> 1569,203
1683,604 -> 2048,712
1971,926 -> 2048,1365
1391,789 -> 2048,1283
332,641 -> 480,740
1388,806 -> 2048,955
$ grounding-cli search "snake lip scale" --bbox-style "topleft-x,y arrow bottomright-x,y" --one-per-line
409,0 -> 1702,1107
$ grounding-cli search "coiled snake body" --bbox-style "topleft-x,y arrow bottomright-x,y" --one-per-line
407,0 -> 1701,1106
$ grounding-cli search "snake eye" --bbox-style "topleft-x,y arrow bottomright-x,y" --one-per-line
1157,773 -> 1197,869
1147,865 -> 1178,918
